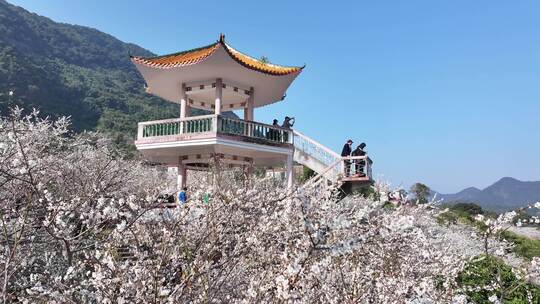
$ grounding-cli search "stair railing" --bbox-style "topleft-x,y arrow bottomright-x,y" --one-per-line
341,155 -> 373,179
293,130 -> 374,185
302,158 -> 342,189
292,130 -> 343,181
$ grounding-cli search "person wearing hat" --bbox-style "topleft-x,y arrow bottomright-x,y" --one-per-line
341,139 -> 353,176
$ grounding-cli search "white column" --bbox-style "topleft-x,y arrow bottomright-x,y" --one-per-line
180,83 -> 188,134
215,78 -> 222,115
286,153 -> 294,190
177,162 -> 186,190
180,83 -> 188,119
244,87 -> 254,121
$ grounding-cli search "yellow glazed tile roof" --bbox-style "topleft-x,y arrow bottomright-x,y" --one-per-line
131,34 -> 303,76
131,43 -> 219,68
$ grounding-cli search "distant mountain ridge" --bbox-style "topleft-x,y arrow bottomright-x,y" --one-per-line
435,177 -> 540,213
0,0 -> 214,137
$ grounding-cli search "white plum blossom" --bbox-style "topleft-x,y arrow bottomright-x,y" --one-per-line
1,108 -> 539,303
475,214 -> 485,222
488,294 -> 501,303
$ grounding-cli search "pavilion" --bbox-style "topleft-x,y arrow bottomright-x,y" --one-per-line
131,34 -> 372,193
131,34 -> 303,189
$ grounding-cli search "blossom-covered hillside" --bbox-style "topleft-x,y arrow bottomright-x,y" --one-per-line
1,109 -> 539,303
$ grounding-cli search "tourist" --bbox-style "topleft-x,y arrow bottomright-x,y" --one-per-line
341,139 -> 353,176
352,143 -> 367,176
178,187 -> 187,203
281,116 -> 295,142
281,116 -> 295,129
268,119 -> 280,141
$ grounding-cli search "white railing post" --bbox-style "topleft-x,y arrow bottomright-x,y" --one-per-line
137,123 -> 144,139
212,115 -> 219,132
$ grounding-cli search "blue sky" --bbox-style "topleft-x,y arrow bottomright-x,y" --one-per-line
8,0 -> 540,193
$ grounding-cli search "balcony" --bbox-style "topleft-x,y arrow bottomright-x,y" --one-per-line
134,115 -> 294,168
136,115 -> 292,146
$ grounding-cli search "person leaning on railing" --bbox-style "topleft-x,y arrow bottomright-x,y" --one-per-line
352,143 -> 367,177
267,119 -> 282,141
281,116 -> 295,142
281,116 -> 295,129
341,139 -> 353,176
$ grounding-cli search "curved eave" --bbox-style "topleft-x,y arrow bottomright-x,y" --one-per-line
131,37 -> 304,76
131,42 -> 220,68
221,42 -> 303,76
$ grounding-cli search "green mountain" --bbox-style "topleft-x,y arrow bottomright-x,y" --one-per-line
435,177 -> 540,213
0,0 -> 198,138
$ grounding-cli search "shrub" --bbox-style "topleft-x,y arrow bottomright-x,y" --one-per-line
437,208 -> 476,227
355,185 -> 377,199
501,231 -> 540,260
299,166 -> 315,182
457,254 -> 540,303
452,202 -> 484,216
410,183 -> 430,204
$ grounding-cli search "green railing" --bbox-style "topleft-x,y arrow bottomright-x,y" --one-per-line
138,115 -> 291,144
142,121 -> 180,137
183,117 -> 213,134
140,116 -> 213,138
219,117 -> 290,143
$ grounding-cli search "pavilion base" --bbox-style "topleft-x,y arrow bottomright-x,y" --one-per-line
138,137 -> 295,191
169,152 -> 295,193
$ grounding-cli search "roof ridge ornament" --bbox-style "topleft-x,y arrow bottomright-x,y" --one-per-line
219,33 -> 225,43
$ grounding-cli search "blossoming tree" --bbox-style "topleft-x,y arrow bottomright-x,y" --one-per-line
1,108 -> 539,303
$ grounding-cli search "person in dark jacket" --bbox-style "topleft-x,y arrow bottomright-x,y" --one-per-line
267,119 -> 280,141
352,143 -> 367,176
341,139 -> 353,156
341,139 -> 353,176
281,117 -> 295,142
281,116 -> 295,129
